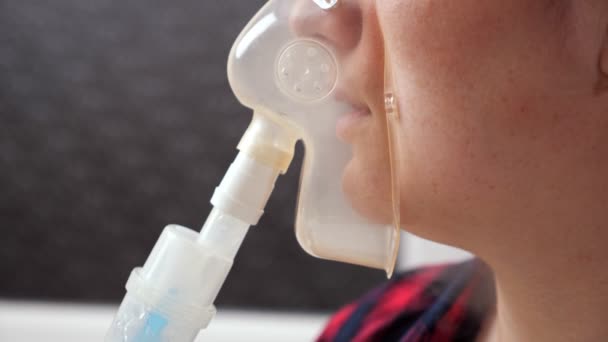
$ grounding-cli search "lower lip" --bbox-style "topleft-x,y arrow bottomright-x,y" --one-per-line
336,109 -> 371,141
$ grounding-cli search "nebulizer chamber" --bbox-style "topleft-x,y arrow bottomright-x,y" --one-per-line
105,149 -> 288,341
106,0 -> 400,340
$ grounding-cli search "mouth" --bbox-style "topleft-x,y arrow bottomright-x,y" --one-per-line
333,85 -> 373,142
336,106 -> 372,142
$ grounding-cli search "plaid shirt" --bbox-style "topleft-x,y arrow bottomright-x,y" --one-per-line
317,259 -> 495,342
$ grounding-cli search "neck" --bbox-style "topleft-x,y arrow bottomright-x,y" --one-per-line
482,239 -> 608,342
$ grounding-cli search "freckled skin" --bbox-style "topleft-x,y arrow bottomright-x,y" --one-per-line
372,0 -> 608,256
305,0 -> 608,340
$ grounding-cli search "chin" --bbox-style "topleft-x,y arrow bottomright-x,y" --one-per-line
342,156 -> 394,225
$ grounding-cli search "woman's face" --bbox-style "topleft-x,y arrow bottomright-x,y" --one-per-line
327,0 -> 608,253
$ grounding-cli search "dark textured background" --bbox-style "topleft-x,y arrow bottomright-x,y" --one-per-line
0,0 -> 383,311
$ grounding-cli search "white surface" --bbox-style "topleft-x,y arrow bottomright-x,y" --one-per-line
0,301 -> 328,342
397,232 -> 472,271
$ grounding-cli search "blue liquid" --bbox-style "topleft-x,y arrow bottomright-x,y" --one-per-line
133,311 -> 168,342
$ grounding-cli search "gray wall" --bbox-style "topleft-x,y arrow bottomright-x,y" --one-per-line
0,0 -> 383,311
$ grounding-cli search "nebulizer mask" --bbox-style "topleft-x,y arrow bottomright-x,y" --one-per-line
106,0 -> 402,340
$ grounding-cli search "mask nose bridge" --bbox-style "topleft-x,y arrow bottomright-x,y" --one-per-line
312,0 -> 339,10
291,0 -> 362,52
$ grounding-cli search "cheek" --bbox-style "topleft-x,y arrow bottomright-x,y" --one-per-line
379,0 -> 517,93
376,0 -> 574,234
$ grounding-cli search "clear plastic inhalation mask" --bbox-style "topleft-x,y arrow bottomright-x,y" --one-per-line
228,0 -> 402,275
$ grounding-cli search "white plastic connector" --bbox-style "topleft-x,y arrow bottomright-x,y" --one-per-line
212,113 -> 298,226
210,152 -> 279,225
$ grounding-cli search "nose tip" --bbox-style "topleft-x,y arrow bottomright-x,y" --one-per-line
290,0 -> 362,52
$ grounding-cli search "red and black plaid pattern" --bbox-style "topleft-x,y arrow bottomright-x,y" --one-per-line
317,259 -> 495,342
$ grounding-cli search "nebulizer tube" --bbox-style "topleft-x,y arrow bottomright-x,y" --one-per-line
107,0 -> 403,340
105,114 -> 298,342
